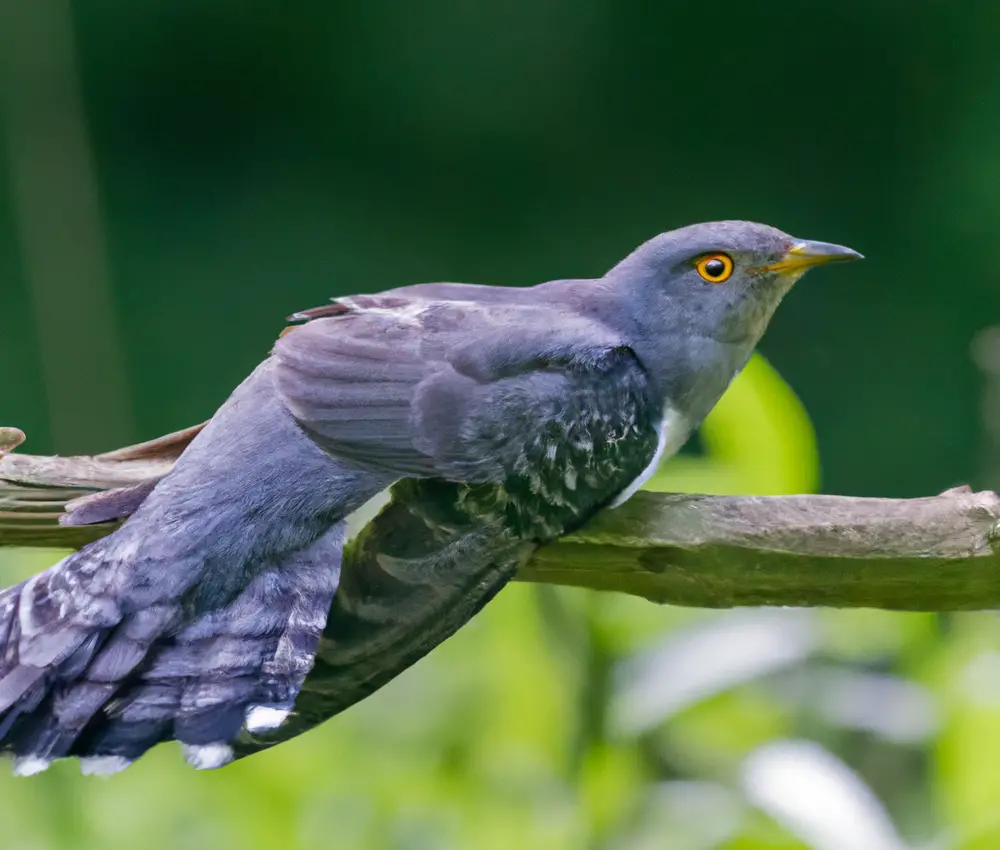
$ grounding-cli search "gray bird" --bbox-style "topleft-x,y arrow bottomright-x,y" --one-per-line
0,220 -> 860,775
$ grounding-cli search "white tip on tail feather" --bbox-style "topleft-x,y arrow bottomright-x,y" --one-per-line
12,756 -> 52,777
245,705 -> 291,733
80,755 -> 132,776
182,742 -> 234,770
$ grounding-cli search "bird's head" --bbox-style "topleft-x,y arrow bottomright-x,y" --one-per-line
607,220 -> 862,346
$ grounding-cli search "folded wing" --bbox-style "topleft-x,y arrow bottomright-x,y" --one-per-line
274,294 -> 652,487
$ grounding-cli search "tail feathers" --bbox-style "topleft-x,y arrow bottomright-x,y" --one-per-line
0,565 -> 120,763
0,557 -> 177,773
61,481 -> 160,527
0,526 -> 343,775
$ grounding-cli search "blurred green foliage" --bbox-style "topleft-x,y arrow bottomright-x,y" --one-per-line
4,1 -> 1000,847
2,359 -> 997,850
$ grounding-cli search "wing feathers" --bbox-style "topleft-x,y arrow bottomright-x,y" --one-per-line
273,297 -> 640,483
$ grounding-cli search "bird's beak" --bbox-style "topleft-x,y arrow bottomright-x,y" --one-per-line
763,239 -> 864,274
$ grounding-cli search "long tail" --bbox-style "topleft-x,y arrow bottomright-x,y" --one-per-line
0,525 -> 343,775
0,358 -> 380,776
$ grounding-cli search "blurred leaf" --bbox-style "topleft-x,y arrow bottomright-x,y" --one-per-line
780,667 -> 939,745
611,610 -> 818,737
578,742 -> 644,843
663,689 -> 795,778
608,781 -> 746,850
929,615 -> 1000,850
817,610 -> 940,665
740,739 -> 910,850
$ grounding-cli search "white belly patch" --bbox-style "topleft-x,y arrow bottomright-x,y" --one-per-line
609,406 -> 690,508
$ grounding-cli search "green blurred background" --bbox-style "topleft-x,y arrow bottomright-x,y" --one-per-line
3,1 -> 1000,848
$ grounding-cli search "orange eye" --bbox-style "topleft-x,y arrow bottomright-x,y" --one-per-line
696,254 -> 734,283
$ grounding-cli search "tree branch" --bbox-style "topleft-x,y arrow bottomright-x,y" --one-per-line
2,427 -> 998,611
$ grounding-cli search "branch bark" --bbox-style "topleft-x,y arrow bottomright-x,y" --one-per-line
2,428 -> 999,611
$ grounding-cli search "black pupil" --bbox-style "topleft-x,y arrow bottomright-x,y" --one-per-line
704,258 -> 726,278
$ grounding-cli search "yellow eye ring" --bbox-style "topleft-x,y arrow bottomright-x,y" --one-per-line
696,253 -> 734,284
